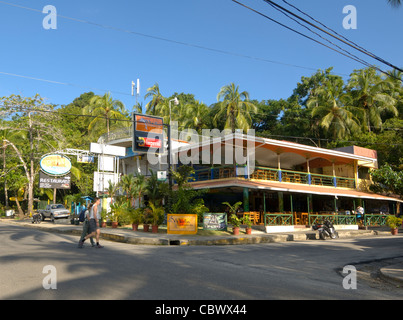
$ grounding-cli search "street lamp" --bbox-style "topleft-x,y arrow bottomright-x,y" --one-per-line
169,97 -> 179,124
167,97 -> 179,194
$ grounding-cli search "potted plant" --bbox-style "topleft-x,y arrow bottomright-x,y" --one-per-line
142,207 -> 152,232
100,209 -> 107,228
130,208 -> 143,231
242,214 -> 252,234
229,214 -> 241,235
222,201 -> 242,235
386,215 -> 402,235
149,202 -> 164,233
110,199 -> 126,228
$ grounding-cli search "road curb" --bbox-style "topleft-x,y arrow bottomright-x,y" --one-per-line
0,218 -> 395,246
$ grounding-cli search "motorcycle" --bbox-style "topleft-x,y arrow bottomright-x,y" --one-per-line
312,219 -> 339,240
32,212 -> 42,224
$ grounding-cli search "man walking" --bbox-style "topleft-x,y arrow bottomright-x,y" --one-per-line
78,198 -> 103,248
78,204 -> 95,247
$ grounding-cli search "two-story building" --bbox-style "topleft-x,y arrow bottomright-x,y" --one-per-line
96,127 -> 401,231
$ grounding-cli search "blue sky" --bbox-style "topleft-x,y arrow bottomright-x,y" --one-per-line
0,0 -> 402,112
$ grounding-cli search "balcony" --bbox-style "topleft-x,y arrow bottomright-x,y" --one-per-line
192,165 -> 356,189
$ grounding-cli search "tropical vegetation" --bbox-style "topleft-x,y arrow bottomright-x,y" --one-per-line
0,65 -> 402,216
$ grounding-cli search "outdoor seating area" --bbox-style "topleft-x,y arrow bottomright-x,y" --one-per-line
238,210 -> 390,227
193,165 -> 356,189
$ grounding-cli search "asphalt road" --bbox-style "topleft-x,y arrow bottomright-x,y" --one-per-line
1,224 -> 403,300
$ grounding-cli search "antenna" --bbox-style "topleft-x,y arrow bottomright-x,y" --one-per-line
131,79 -> 140,108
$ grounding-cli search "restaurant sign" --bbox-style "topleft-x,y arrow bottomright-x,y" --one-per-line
167,214 -> 198,235
203,213 -> 227,231
132,113 -> 164,153
39,171 -> 71,189
40,154 -> 71,176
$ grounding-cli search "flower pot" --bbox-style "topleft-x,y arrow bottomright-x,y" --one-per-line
143,224 -> 150,232
245,227 -> 252,235
132,223 -> 139,231
233,227 -> 240,235
101,221 -> 107,228
152,225 -> 159,233
112,221 -> 118,228
391,228 -> 398,235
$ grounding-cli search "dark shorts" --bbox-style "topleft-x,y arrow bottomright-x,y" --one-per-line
89,219 -> 99,233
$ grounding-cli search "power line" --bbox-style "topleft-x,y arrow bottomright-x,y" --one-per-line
0,71 -> 132,97
263,0 -> 403,74
231,0 -> 381,70
263,1 -> 375,70
0,0 -> 344,74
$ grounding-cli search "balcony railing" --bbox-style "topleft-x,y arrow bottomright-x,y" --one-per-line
192,165 -> 356,189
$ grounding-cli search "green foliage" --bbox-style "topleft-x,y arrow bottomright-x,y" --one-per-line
223,201 -> 243,228
0,65 -> 402,211
222,201 -> 242,215
229,214 -> 241,228
242,214 -> 252,228
169,166 -> 209,221
386,215 -> 402,229
128,207 -> 143,225
148,202 -> 164,226
370,164 -> 403,197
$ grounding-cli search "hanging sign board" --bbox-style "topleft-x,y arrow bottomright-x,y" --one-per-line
39,171 -> 71,189
90,143 -> 126,157
167,214 -> 198,235
40,154 -> 71,176
203,213 -> 227,231
133,113 -> 164,154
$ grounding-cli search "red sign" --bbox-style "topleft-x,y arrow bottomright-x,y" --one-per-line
137,137 -> 162,148
132,113 -> 164,153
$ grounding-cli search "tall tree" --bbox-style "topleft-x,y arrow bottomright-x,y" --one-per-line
145,83 -> 165,116
347,68 -> 397,132
83,92 -> 127,137
0,94 -> 64,216
215,83 -> 257,133
181,100 -> 210,133
307,77 -> 360,140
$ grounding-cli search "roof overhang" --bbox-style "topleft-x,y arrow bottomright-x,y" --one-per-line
189,178 -> 402,202
173,133 -> 377,167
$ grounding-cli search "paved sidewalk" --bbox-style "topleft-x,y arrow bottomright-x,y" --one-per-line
380,258 -> 403,286
0,217 -> 394,246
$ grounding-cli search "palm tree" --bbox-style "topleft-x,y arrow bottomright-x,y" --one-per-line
182,100 -> 210,133
307,77 -> 360,140
215,83 -> 257,133
134,172 -> 147,208
347,68 -> 397,132
145,83 -> 165,116
83,92 -> 126,136
120,173 -> 137,205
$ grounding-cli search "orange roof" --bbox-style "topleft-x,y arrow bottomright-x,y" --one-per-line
189,178 -> 402,202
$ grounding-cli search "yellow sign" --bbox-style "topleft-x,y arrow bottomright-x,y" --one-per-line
40,154 -> 71,176
167,214 -> 198,235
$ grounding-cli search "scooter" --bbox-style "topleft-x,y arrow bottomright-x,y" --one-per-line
32,212 -> 42,224
312,219 -> 338,240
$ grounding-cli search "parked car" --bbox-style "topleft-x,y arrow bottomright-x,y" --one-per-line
38,204 -> 70,222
